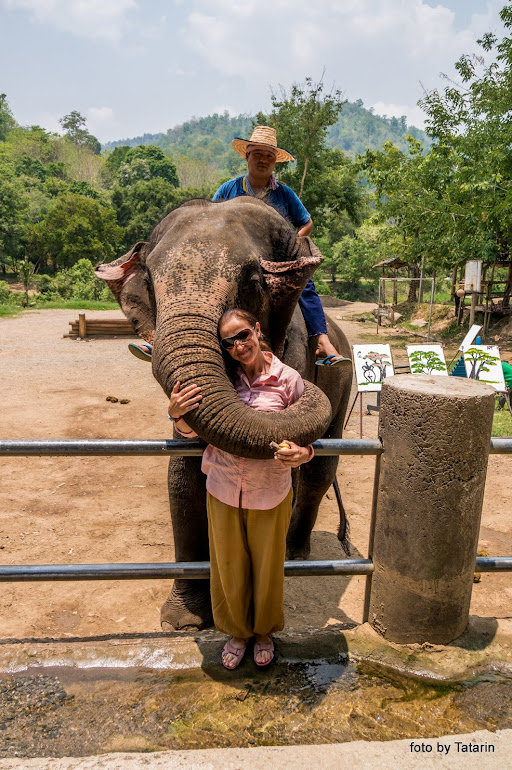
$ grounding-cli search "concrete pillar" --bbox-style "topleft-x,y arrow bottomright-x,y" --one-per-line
368,375 -> 495,644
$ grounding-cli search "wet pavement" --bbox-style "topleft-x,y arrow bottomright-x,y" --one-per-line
0,656 -> 511,759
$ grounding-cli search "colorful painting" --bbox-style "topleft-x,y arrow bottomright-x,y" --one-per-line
353,344 -> 394,392
407,345 -> 448,376
463,345 -> 506,391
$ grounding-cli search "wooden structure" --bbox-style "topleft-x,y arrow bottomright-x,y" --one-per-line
454,257 -> 512,333
66,313 -> 134,338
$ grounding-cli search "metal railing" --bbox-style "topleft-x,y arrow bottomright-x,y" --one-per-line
1,438 -> 511,600
1,437 -> 510,456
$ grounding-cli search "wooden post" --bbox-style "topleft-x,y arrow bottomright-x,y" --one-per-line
469,291 -> 478,328
78,313 -> 87,339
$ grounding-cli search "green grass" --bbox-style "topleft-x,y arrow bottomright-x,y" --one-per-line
34,299 -> 118,310
0,299 -> 119,314
0,303 -> 22,317
492,407 -> 512,437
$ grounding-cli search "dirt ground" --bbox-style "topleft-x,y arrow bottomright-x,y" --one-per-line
0,307 -> 510,641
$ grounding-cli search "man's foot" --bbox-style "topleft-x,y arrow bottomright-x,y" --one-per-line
221,637 -> 248,670
316,354 -> 352,367
315,333 -> 338,360
128,343 -> 152,362
254,634 -> 274,667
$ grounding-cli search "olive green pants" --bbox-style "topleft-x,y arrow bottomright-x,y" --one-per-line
206,488 -> 293,639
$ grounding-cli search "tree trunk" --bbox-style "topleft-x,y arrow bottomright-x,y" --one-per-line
299,156 -> 309,200
408,264 -> 419,302
450,266 -> 458,301
503,258 -> 512,310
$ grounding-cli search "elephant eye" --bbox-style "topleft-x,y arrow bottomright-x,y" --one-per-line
249,272 -> 261,284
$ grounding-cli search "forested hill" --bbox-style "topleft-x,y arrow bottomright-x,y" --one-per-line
102,100 -> 427,165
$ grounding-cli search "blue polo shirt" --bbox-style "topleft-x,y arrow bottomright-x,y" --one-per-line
212,176 -> 311,229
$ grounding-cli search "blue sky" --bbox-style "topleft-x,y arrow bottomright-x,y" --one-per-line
0,0 -> 506,142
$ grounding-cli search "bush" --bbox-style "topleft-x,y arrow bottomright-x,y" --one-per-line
36,259 -> 112,302
0,280 -> 12,304
313,276 -> 331,295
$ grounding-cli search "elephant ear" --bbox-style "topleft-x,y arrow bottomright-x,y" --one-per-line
94,242 -> 156,344
261,236 -> 323,354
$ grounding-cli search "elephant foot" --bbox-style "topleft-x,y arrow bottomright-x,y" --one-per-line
160,582 -> 213,631
286,538 -> 311,561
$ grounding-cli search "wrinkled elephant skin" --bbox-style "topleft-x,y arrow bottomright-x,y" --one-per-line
96,198 -> 352,631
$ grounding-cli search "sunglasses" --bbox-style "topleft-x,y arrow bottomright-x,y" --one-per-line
220,327 -> 254,350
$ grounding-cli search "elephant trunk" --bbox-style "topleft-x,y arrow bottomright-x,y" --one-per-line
153,309 -> 332,460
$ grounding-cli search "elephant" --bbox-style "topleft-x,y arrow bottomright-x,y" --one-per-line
95,197 -> 353,631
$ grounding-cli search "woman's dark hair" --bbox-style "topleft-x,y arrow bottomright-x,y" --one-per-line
218,308 -> 271,379
217,308 -> 259,335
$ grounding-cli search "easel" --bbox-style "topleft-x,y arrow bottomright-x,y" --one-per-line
447,324 -> 482,370
344,391 -> 365,439
347,344 -> 394,438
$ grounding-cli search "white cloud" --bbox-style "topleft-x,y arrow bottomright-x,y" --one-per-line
2,0 -> 137,42
31,110 -> 61,134
181,0 -> 505,111
87,106 -> 116,139
88,106 -> 114,122
372,101 -> 427,130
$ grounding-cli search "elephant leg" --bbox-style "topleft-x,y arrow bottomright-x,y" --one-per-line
286,455 -> 346,559
160,456 -> 213,631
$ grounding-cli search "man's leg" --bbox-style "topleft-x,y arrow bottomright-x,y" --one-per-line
298,280 -> 347,362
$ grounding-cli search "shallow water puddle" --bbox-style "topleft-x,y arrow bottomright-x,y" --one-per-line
0,659 -> 511,758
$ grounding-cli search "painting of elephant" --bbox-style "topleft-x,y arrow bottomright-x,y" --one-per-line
95,197 -> 353,631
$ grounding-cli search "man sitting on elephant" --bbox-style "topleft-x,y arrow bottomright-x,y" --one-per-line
212,126 -> 349,368
129,126 -> 350,367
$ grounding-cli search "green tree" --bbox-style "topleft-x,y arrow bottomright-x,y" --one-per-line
0,175 -> 28,272
0,94 -> 17,141
257,76 -> 344,197
60,111 -> 101,155
119,145 -> 179,187
361,3 -> 512,307
112,179 -> 214,247
257,77 -> 367,232
29,193 -> 122,271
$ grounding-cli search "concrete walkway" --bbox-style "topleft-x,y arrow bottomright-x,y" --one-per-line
0,731 -> 510,769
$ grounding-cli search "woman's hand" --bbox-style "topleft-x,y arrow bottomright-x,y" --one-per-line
273,440 -> 312,468
168,381 -> 202,419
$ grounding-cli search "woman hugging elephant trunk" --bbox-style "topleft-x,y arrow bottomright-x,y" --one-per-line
168,308 -> 315,669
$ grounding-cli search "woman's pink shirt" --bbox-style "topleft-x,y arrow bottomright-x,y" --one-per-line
201,353 -> 305,509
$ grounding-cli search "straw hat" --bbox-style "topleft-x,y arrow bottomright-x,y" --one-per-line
232,126 -> 294,163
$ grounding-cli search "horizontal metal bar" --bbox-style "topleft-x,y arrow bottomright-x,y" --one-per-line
0,438 -> 383,457
490,438 -> 512,454
0,560 -> 374,582
1,437 -> 510,456
475,557 -> 512,572
0,439 -> 206,457
0,557 -> 510,582
310,439 -> 382,456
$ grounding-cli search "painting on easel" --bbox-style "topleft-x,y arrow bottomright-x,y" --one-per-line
353,345 -> 394,392
463,345 -> 506,390
406,345 -> 448,376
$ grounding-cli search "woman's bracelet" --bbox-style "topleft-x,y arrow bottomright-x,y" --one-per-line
167,413 -> 194,436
